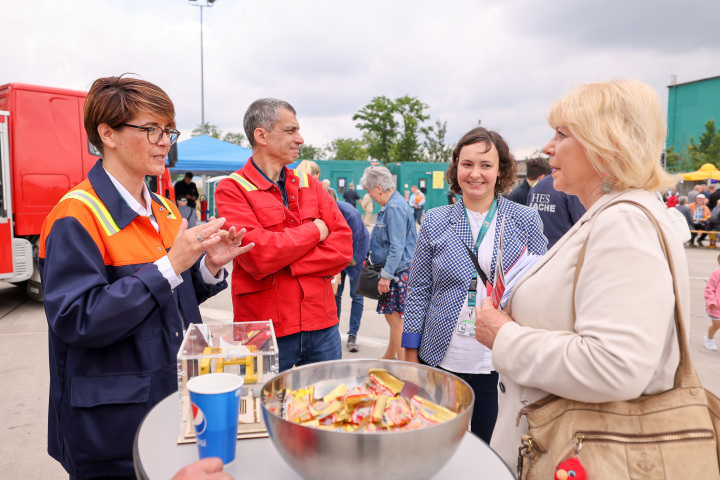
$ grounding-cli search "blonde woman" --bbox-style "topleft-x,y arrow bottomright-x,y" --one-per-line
475,79 -> 688,467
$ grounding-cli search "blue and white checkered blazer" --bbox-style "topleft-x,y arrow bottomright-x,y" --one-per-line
402,196 -> 548,366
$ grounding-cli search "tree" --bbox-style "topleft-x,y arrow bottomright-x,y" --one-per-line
326,137 -> 368,160
298,144 -> 325,160
352,96 -> 398,163
686,120 -> 720,170
423,120 -> 453,163
664,146 -> 684,173
191,123 -> 222,139
393,95 -> 430,162
223,132 -> 248,147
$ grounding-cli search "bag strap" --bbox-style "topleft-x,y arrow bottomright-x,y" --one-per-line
462,242 -> 490,286
573,199 -> 700,390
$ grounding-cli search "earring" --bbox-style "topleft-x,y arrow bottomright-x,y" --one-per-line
110,144 -> 115,148
600,174 -> 613,193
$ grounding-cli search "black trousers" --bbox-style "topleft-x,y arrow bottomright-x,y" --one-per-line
419,358 -> 499,444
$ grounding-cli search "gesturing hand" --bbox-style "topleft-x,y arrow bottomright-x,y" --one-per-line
203,217 -> 255,276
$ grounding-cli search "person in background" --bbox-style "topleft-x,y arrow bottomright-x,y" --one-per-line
361,165 -> 417,361
322,178 -> 338,201
403,127 -> 547,443
296,159 -> 321,180
175,171 -> 200,209
215,98 -> 352,372
447,190 -> 457,204
675,195 -> 693,230
409,185 -> 426,225
704,254 -> 720,351
343,182 -> 362,207
688,184 -> 702,204
708,184 -> 719,210
177,197 -> 198,228
475,79 -> 688,469
331,187 -> 370,353
527,174 -> 586,249
665,185 -> 679,207
39,75 -> 252,480
689,193 -> 711,246
361,190 -> 374,226
506,157 -> 551,206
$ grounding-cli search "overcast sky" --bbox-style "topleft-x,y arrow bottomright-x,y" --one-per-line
3,0 -> 719,159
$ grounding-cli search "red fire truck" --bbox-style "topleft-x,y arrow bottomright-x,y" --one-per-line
0,83 -> 175,300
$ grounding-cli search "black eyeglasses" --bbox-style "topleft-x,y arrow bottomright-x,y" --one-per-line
116,123 -> 181,145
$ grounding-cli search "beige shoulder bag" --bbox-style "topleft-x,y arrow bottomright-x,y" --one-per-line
517,200 -> 720,479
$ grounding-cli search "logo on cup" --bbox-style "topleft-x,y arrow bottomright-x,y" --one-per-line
191,402 -> 207,435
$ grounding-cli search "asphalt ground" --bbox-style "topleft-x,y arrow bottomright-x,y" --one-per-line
2,245 -> 720,479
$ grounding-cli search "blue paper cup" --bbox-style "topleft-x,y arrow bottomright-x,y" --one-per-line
187,373 -> 244,465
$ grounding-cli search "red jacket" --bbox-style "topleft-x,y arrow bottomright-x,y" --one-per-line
215,160 -> 352,337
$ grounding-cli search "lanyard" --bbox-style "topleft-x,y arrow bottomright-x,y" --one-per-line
463,197 -> 498,307
463,197 -> 498,263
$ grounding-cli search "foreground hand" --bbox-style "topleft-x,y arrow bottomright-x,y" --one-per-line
167,217 -> 228,276
204,221 -> 255,276
171,458 -> 231,480
474,297 -> 513,349
378,277 -> 391,295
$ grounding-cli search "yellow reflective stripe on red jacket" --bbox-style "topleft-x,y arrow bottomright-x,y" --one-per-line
60,191 -> 121,236
292,169 -> 309,188
229,172 -> 258,191
155,195 -> 177,219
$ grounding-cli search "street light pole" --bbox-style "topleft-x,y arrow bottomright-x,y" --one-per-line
188,0 -> 217,136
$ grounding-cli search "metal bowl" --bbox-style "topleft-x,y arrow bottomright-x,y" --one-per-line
261,359 -> 474,480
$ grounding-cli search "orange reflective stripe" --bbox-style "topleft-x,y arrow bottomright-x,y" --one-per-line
229,172 -> 258,191
60,191 -> 121,236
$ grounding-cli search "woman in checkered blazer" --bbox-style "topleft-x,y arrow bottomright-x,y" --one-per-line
402,127 -> 547,443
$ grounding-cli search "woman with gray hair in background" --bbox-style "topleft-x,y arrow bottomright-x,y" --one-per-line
361,165 -> 417,360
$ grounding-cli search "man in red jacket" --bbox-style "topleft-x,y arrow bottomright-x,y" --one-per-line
215,98 -> 352,371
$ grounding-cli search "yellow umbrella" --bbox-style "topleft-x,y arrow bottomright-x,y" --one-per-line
682,163 -> 720,181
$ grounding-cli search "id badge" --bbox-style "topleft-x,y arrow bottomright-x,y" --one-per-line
456,316 -> 476,337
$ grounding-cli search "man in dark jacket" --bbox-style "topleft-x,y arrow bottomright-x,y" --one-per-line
342,182 -> 361,207
508,157 -> 551,206
527,175 -> 585,248
334,199 -> 370,352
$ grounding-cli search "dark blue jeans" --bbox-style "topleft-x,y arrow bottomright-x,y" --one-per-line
413,207 -> 424,225
335,270 -> 364,336
276,325 -> 342,372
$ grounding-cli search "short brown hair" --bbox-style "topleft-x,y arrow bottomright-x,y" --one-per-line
84,74 -> 175,156
446,127 -> 517,195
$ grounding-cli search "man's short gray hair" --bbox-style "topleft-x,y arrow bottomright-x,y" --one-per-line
678,196 -> 688,205
360,166 -> 395,193
244,98 -> 296,148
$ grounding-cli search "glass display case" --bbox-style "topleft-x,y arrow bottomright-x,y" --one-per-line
176,321 -> 279,443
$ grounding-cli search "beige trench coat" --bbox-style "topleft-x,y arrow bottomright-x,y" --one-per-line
490,189 -> 690,471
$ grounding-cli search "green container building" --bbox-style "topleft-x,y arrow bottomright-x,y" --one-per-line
667,75 -> 720,155
384,162 -> 452,211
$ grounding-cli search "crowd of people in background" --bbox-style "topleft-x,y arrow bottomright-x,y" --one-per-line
38,73 -> 720,479
666,182 -> 720,247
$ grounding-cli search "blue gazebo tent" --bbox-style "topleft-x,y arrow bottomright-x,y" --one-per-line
169,135 -> 252,175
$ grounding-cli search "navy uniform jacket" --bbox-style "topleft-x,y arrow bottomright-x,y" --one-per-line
39,160 -> 227,479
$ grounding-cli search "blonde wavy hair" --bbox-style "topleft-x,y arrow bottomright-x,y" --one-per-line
295,160 -> 321,178
547,79 -> 677,192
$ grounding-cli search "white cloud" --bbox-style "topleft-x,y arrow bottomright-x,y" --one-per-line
2,0 -> 718,158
